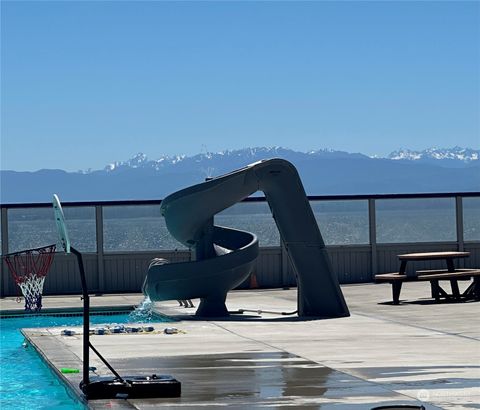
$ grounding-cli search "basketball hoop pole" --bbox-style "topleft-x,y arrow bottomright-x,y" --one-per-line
70,246 -> 125,388
70,246 -> 90,386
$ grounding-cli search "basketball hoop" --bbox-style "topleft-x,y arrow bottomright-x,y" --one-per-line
49,194 -> 181,400
4,244 -> 56,312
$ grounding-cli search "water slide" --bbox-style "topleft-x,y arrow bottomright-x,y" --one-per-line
143,159 -> 349,318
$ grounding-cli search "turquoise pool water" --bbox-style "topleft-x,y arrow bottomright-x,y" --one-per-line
0,311 -> 157,409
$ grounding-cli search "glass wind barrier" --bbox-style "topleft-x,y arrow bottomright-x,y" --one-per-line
311,200 -> 369,245
463,197 -> 480,241
103,205 -> 186,251
7,206 -> 96,253
376,198 -> 456,243
216,200 -> 369,246
216,201 -> 280,246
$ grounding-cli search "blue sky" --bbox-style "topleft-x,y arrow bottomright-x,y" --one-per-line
1,1 -> 479,171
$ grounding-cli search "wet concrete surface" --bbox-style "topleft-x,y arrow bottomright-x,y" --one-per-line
120,351 -> 433,409
22,322 -> 433,409
17,284 -> 479,409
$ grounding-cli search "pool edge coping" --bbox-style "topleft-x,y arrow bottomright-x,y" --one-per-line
12,304 -> 173,409
20,310 -> 173,410
21,328 -> 93,409
0,305 -> 134,317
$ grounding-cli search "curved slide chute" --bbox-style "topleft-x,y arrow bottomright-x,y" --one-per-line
143,159 -> 349,318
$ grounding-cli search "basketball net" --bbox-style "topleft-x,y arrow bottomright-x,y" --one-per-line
4,244 -> 56,312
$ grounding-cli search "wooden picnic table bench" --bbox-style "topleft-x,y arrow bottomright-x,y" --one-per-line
375,251 -> 480,304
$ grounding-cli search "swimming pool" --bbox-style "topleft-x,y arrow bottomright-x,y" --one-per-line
0,311 -> 160,409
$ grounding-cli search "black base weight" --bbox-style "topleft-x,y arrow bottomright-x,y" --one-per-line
81,374 -> 181,400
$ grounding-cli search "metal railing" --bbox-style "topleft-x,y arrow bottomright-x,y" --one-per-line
1,192 -> 479,297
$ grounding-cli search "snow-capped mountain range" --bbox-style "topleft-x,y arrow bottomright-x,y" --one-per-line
387,147 -> 479,163
103,146 -> 479,173
2,146 -> 478,203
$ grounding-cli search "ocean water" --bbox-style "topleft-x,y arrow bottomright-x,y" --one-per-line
4,198 -> 480,253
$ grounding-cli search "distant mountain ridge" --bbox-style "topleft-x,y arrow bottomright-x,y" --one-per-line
386,146 -> 479,167
101,147 -> 369,176
102,146 -> 479,174
1,147 -> 479,203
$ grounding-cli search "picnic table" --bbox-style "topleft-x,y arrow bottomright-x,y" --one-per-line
375,251 -> 480,304
398,251 -> 470,276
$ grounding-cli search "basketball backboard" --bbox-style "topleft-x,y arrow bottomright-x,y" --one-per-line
53,194 -> 71,253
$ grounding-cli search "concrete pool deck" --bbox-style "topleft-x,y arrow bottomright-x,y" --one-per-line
3,282 -> 479,409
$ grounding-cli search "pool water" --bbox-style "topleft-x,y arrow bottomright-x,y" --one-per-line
0,311 -> 158,409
